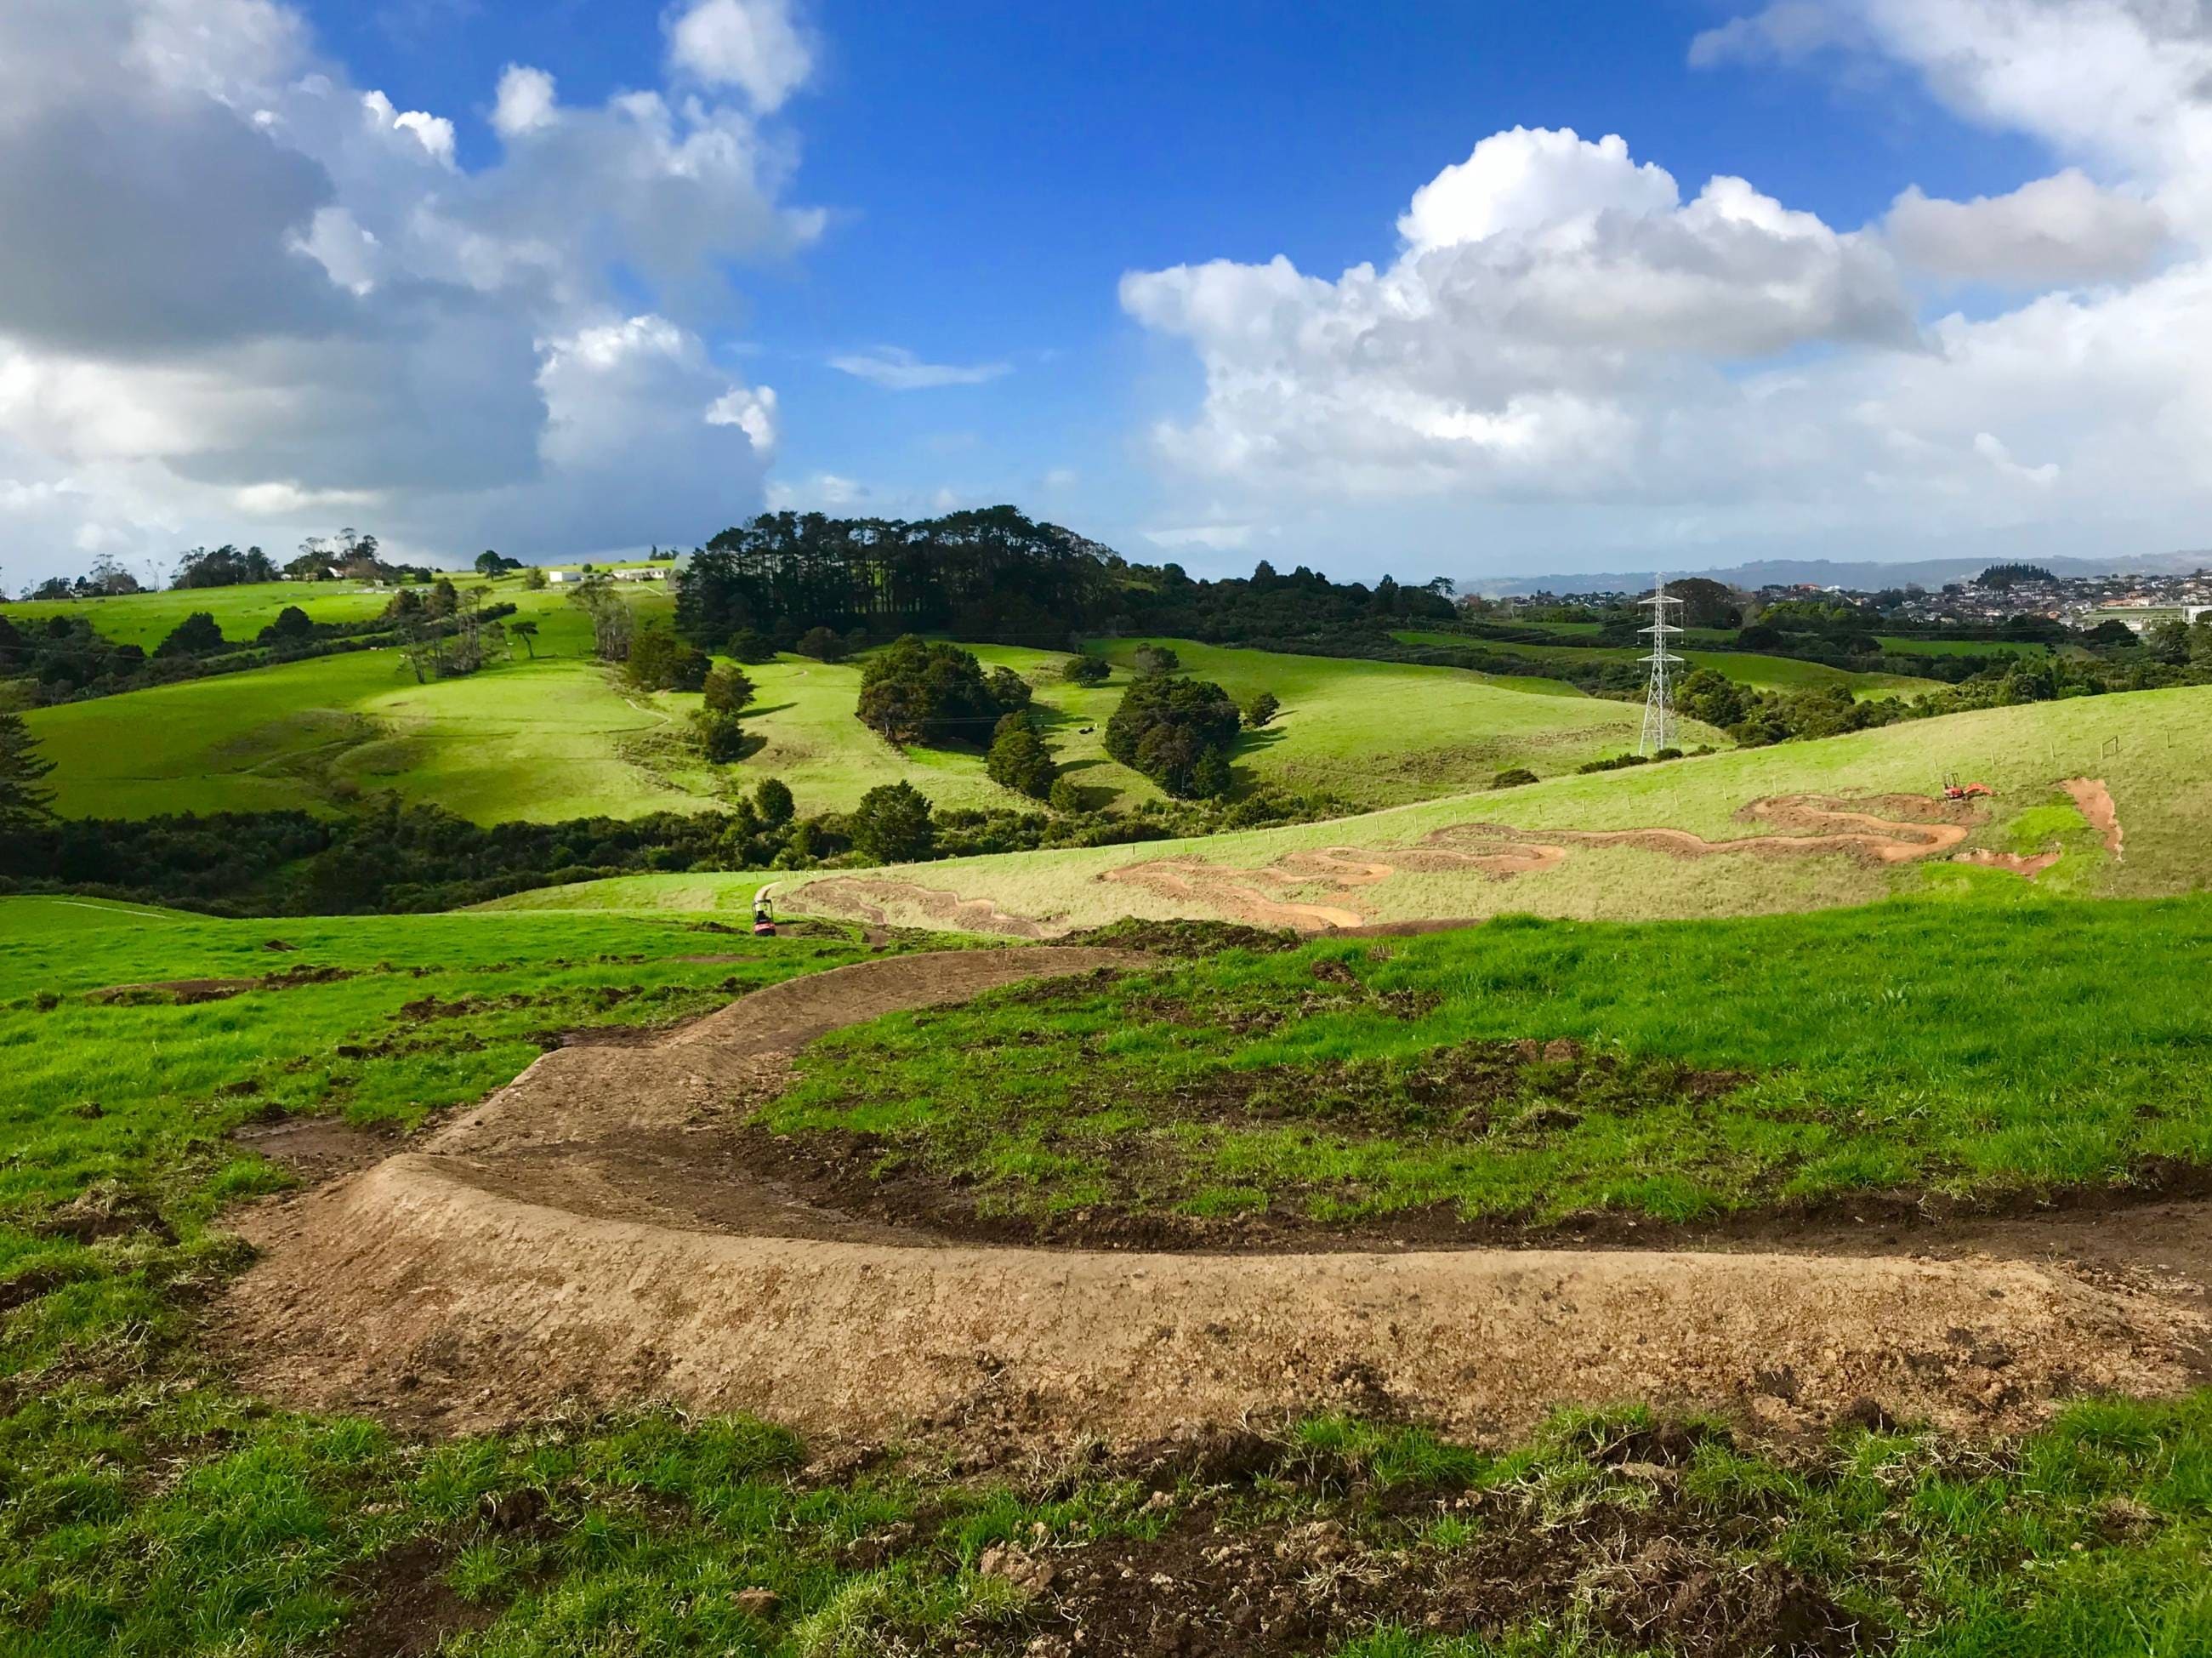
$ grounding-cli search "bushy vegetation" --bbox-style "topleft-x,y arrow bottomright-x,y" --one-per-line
984,712 -> 1058,800
1104,673 -> 1242,798
855,635 -> 1030,747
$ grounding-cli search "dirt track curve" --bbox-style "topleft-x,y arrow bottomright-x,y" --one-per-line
222,949 -> 2208,1444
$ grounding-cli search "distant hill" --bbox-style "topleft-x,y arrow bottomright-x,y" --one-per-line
1466,551 -> 2212,597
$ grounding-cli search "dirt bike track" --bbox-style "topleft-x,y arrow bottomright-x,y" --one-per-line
806,790 -> 2097,936
219,942 -> 2209,1446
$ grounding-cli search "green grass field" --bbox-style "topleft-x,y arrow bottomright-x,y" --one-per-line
683,684 -> 2212,935
7,897 -> 2212,1654
769,897 -> 2211,1230
1391,631 -> 1942,698
0,566 -> 682,654
1093,638 -> 1700,805
20,613 -> 1712,824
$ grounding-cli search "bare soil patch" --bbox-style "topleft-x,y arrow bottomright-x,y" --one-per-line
1078,795 -> 1984,932
980,1429 -> 1883,1658
215,949 -> 2210,1446
2064,776 -> 2125,859
87,964 -> 355,1006
804,876 -> 1055,938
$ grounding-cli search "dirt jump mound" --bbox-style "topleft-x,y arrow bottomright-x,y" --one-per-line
221,950 -> 2206,1444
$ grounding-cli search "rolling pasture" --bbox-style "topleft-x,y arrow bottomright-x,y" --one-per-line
732,682 -> 2212,934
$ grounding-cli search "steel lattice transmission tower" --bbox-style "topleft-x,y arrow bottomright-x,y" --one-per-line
1637,578 -> 1686,756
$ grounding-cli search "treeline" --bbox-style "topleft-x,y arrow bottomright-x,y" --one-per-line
1681,647 -> 2212,748
0,772 -> 1348,915
672,507 -> 1454,653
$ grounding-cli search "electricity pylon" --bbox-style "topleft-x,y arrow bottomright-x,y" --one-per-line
1638,578 -> 1685,756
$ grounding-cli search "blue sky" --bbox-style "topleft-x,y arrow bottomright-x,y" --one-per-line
3,1 -> 2208,586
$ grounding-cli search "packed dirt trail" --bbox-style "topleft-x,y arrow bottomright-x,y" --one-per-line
222,948 -> 2210,1444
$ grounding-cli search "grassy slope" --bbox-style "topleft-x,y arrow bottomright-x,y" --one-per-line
711,684 -> 2212,933
1391,630 -> 1942,698
5,899 -> 2212,1653
772,897 -> 2212,1227
23,611 -> 1701,824
1094,639 -> 1699,805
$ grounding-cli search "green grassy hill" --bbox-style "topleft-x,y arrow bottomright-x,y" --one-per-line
21,615 -> 1700,823
635,683 -> 2211,933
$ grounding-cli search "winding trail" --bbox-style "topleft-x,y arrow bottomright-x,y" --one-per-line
220,949 -> 2208,1444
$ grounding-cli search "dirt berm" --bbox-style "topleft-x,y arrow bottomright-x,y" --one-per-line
223,949 -> 2209,1443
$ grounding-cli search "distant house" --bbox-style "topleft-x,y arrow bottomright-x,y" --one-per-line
611,567 -> 668,582
544,569 -> 582,585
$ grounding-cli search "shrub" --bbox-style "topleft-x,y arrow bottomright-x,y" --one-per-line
1105,675 -> 1240,799
259,606 -> 314,644
1491,767 -> 1538,789
523,566 -> 549,590
986,721 -> 1057,800
691,709 -> 746,762
1241,690 -> 1280,729
702,663 -> 754,715
1046,776 -> 1085,813
627,625 -> 710,692
728,627 -> 778,664
1062,654 -> 1110,686
850,781 -> 935,863
755,777 -> 795,826
1132,643 -> 1180,677
795,626 -> 849,663
154,612 -> 226,658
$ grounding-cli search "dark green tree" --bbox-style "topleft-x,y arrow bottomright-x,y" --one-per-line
691,709 -> 746,761
702,662 -> 754,714
0,711 -> 55,829
727,627 -> 778,664
1105,674 -> 1241,798
1061,653 -> 1110,686
154,612 -> 226,658
794,625 -> 849,663
850,780 -> 935,863
1132,643 -> 1180,676
1241,690 -> 1280,729
986,720 -> 1057,800
754,777 -> 795,827
856,635 -> 1026,747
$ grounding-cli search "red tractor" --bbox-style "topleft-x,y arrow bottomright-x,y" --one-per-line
1942,774 -> 1994,801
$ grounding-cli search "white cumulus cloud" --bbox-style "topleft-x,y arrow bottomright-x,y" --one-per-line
0,0 -> 816,583
665,0 -> 814,113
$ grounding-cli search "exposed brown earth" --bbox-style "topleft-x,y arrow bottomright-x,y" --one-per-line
2063,776 -> 2125,859
802,876 -> 1055,938
218,949 -> 2210,1447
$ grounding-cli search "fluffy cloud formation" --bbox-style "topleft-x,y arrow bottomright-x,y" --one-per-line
665,0 -> 814,113
0,0 -> 814,583
1123,5 -> 2212,565
1123,126 -> 1912,499
1885,171 -> 2168,284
